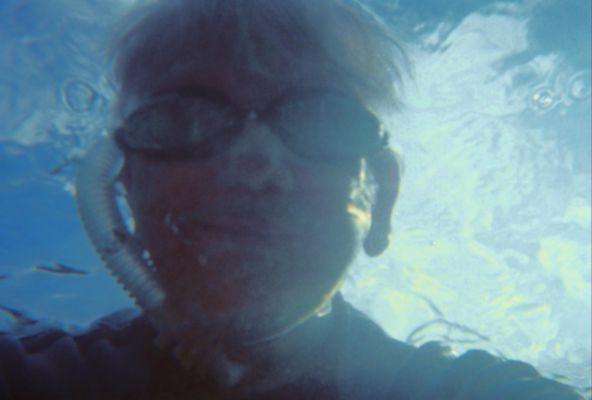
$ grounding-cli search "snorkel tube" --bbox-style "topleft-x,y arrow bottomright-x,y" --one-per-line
75,135 -> 165,312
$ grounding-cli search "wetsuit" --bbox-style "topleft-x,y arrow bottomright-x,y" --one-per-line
0,295 -> 584,400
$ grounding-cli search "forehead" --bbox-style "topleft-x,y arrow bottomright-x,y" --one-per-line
117,48 -> 351,118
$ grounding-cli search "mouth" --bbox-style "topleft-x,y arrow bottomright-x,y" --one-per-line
168,210 -> 282,243
194,220 -> 274,239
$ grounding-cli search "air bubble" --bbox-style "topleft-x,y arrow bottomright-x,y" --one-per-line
529,85 -> 558,112
568,71 -> 591,101
63,79 -> 98,113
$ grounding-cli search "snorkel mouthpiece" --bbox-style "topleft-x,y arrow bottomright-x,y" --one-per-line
75,136 -> 165,312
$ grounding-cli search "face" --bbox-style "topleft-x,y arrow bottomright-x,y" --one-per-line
118,69 -> 372,343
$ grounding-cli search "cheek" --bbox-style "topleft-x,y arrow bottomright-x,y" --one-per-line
124,157 -> 361,266
136,164 -> 216,207
292,161 -> 358,213
126,156 -> 358,227
122,156 -> 361,325
125,158 -> 218,226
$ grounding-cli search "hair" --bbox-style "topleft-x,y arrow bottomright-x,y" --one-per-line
111,0 -> 408,117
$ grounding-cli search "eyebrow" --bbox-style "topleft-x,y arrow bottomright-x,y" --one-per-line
144,84 -> 368,119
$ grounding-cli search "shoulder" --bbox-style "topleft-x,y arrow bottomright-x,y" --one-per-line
0,309 -> 158,400
390,344 -> 584,400
332,295 -> 584,400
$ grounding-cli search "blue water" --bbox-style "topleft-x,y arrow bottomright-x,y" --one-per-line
0,0 -> 590,393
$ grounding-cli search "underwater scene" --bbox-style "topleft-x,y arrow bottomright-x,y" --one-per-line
0,0 -> 590,396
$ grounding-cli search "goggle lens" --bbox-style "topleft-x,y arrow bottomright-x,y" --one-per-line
269,94 -> 386,161
115,91 -> 387,161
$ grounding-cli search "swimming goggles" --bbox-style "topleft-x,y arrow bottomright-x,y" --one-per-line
114,88 -> 389,162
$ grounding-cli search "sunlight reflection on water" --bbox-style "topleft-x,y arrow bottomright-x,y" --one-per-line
0,0 -> 590,392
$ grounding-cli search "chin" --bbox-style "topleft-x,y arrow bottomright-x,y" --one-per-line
145,212 -> 359,340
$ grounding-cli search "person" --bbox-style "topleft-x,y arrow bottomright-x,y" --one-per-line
0,1 -> 585,399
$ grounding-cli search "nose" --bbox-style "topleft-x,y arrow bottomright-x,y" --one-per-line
218,118 -> 294,192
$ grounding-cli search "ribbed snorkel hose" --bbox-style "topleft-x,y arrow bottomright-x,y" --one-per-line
75,137 -> 165,312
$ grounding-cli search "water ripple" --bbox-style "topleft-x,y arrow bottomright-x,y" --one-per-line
568,70 -> 591,101
62,79 -> 98,113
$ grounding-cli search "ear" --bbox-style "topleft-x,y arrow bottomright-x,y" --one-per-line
363,148 -> 400,257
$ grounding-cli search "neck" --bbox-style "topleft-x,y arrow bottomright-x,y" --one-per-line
150,300 -> 338,398
215,309 -> 337,397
